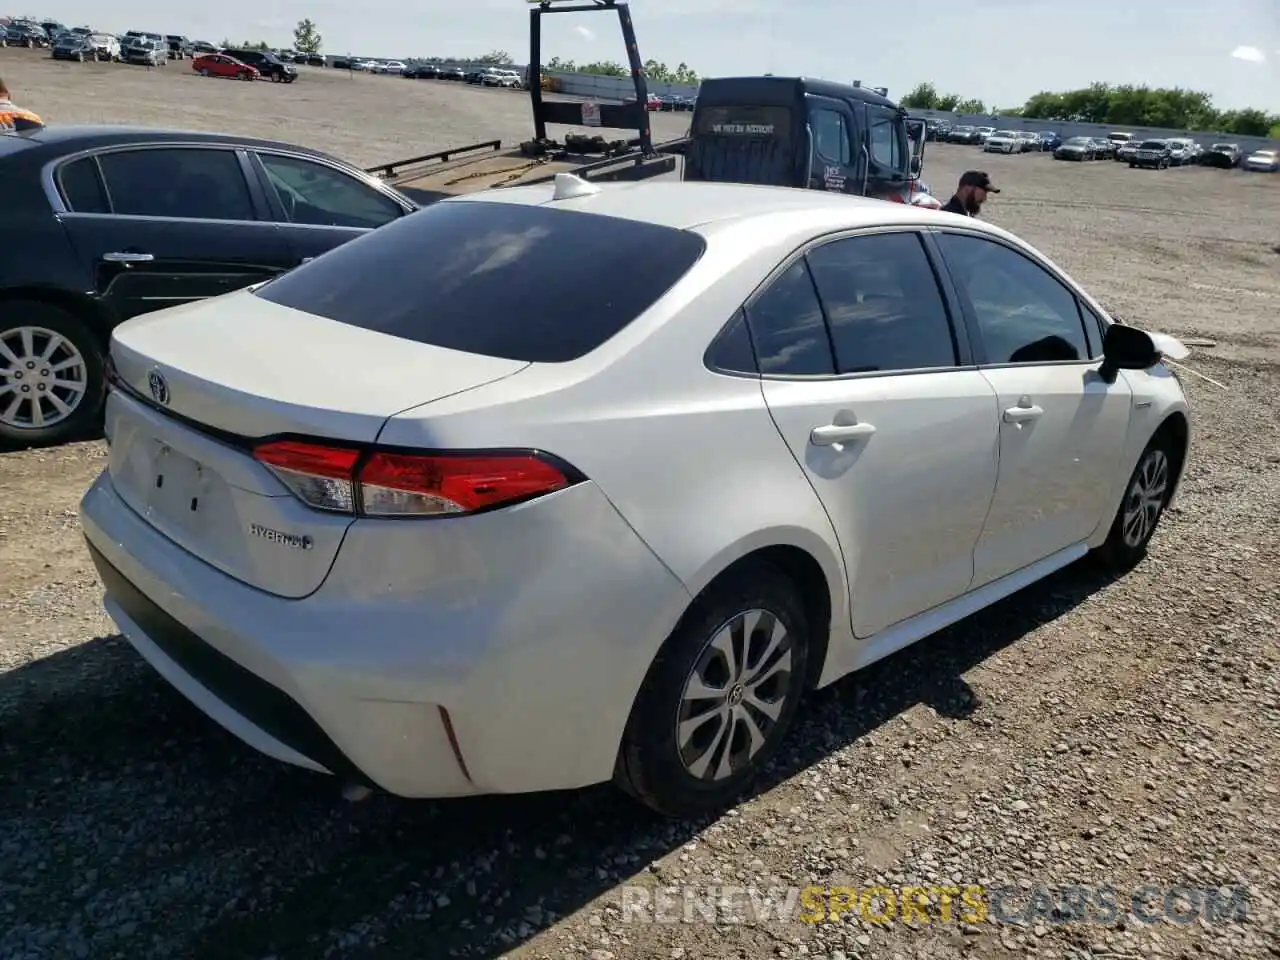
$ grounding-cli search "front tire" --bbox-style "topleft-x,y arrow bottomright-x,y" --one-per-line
1094,437 -> 1176,571
615,562 -> 811,818
0,303 -> 105,447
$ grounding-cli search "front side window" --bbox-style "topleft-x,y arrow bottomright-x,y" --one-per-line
936,233 -> 1089,364
257,153 -> 403,229
253,200 -> 707,363
805,232 -> 956,373
868,112 -> 902,170
95,147 -> 255,221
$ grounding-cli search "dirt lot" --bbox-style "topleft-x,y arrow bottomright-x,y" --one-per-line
2,49 -> 1280,960
0,50 -> 694,166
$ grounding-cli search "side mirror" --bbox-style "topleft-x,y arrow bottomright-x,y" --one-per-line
1098,323 -> 1159,383
910,155 -> 922,175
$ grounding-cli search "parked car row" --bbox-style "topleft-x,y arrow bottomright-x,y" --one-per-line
926,122 -> 1275,174
262,46 -> 326,67
625,91 -> 695,111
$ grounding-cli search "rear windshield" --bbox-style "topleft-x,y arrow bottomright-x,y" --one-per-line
253,200 -> 708,363
692,105 -> 792,142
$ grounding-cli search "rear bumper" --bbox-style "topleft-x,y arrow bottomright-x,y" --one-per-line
80,471 -> 689,798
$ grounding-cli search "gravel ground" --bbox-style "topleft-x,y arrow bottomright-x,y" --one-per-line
2,48 -> 1280,960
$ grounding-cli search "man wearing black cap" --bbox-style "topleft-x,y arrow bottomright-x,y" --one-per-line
941,171 -> 999,217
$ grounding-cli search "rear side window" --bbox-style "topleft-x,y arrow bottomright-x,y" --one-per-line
805,233 -> 957,373
743,258 -> 834,376
253,200 -> 707,363
96,147 -> 255,221
58,157 -> 109,213
810,109 -> 850,164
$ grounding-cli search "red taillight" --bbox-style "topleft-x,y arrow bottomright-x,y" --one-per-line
359,452 -> 571,516
253,440 -> 361,513
252,440 -> 575,518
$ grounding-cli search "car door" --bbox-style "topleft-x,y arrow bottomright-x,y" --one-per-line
932,230 -> 1133,588
804,96 -> 859,193
752,229 -> 1000,639
54,145 -> 294,322
247,150 -> 411,264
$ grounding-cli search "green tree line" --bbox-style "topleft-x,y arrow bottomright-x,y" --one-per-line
430,50 -> 698,84
219,20 -> 321,54
902,81 -> 1277,137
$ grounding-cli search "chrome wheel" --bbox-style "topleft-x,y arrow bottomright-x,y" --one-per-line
0,325 -> 89,430
1122,449 -> 1169,548
676,609 -> 793,782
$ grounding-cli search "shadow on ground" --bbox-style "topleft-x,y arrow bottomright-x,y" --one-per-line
0,558 -> 1119,959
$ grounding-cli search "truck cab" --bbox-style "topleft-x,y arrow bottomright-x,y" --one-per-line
683,76 -> 934,207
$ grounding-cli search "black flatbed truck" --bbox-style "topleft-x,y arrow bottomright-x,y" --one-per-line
363,0 -> 676,204
678,76 -> 937,206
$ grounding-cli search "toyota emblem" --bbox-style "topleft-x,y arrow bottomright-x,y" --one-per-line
147,370 -> 170,406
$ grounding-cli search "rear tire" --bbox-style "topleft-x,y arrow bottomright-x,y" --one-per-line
615,562 -> 811,818
1094,436 -> 1176,571
0,302 -> 105,448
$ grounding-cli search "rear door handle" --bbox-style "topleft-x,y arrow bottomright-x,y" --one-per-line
1003,404 -> 1044,423
810,421 -> 877,445
102,251 -> 154,263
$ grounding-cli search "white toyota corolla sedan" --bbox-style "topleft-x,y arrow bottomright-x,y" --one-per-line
79,176 -> 1192,818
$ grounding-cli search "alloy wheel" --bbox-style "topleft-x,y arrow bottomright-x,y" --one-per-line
1121,448 -> 1169,548
0,325 -> 89,431
676,608 -> 793,782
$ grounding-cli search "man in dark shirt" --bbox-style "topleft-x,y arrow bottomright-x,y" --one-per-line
941,170 -> 999,217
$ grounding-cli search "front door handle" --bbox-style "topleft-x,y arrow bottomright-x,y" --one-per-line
1003,404 -> 1044,423
102,251 -> 154,263
810,421 -> 877,446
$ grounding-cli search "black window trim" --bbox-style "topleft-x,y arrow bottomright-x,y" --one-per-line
245,148 -> 414,227
703,225 -> 975,382
1076,296 -> 1112,359
43,142 -> 274,223
929,226 -> 1098,369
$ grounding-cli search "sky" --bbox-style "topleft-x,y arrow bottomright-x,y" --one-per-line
39,0 -> 1280,112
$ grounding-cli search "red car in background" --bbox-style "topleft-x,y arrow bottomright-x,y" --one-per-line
192,53 -> 259,81
623,92 -> 664,111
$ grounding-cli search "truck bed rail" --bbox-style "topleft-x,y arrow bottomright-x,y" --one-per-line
362,140 -> 503,181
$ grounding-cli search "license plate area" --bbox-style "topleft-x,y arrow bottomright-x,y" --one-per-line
144,442 -> 210,531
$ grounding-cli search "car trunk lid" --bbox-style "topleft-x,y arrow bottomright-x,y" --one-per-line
105,290 -> 528,597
